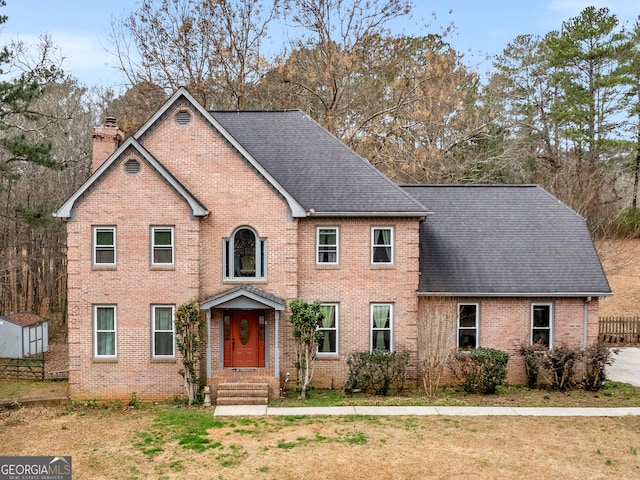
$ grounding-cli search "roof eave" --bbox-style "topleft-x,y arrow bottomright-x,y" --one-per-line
306,210 -> 433,218
417,291 -> 613,298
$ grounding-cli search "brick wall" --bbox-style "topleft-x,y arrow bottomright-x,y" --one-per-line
290,217 -> 421,389
67,148 -> 200,400
417,296 -> 599,385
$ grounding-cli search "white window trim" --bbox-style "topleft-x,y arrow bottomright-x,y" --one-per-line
223,226 -> 267,280
371,226 -> 394,265
531,303 -> 553,347
370,303 -> 393,352
151,226 -> 175,266
152,305 -> 176,358
317,303 -> 339,356
93,226 -> 116,266
316,226 -> 340,265
94,305 -> 117,359
457,303 -> 479,349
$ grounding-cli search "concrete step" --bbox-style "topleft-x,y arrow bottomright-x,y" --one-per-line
216,382 -> 269,406
216,396 -> 268,406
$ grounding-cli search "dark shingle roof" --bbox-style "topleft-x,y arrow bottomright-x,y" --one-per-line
403,185 -> 611,296
210,110 -> 427,215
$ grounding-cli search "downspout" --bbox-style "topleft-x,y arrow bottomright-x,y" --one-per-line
206,309 -> 212,378
583,297 -> 592,348
274,311 -> 280,379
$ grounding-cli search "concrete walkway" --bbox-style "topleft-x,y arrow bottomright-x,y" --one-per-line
213,405 -> 640,417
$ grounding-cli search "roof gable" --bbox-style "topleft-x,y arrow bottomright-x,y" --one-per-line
403,185 -> 611,297
201,285 -> 286,311
55,137 -> 209,220
134,88 -> 307,218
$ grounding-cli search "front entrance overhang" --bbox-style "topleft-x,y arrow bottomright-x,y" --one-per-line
200,284 -> 286,311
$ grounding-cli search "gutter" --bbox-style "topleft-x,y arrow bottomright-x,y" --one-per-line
417,291 -> 613,298
306,210 -> 433,218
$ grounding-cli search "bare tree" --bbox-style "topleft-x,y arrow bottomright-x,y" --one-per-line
109,0 -> 280,109
416,297 -> 456,399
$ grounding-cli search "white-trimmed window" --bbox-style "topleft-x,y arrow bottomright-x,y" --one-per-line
318,303 -> 338,355
371,227 -> 394,264
152,305 -> 175,358
93,227 -> 116,266
531,303 -> 553,348
94,305 -> 117,358
317,227 -> 339,264
151,226 -> 174,265
371,303 -> 393,352
458,303 -> 479,349
224,227 -> 266,279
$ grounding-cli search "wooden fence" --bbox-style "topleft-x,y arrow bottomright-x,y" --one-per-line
0,356 -> 45,380
599,316 -> 640,345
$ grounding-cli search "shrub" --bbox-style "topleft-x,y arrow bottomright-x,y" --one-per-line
583,342 -> 619,391
540,344 -> 580,391
343,350 -> 409,396
448,348 -> 509,394
517,342 -> 546,389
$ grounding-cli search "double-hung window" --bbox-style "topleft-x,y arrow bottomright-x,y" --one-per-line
371,227 -> 393,264
93,227 -> 116,266
318,303 -> 338,355
151,226 -> 174,266
152,305 -> 175,358
94,305 -> 117,358
317,227 -> 339,264
458,303 -> 479,349
531,303 -> 553,348
371,303 -> 393,352
224,227 -> 266,280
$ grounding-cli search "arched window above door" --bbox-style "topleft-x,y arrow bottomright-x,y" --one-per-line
224,227 -> 266,280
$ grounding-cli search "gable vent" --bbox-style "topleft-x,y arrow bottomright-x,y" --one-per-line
124,159 -> 141,175
175,110 -> 192,126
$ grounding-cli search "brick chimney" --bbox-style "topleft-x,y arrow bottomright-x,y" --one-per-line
92,117 -> 124,172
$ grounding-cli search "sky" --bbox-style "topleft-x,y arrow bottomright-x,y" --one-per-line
0,0 -> 637,90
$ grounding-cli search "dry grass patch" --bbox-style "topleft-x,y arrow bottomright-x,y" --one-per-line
1,403 -> 640,479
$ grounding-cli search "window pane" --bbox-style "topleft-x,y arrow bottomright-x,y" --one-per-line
532,330 -> 550,347
319,230 -> 336,245
155,307 -> 173,330
97,332 -> 115,356
153,248 -> 173,264
459,305 -> 477,328
155,332 -> 173,356
373,331 -> 390,351
533,306 -> 550,328
96,249 -> 115,264
318,331 -> 336,353
96,230 -> 114,246
372,305 -> 390,328
458,329 -> 476,349
154,230 -> 172,246
235,228 -> 256,277
97,308 -> 114,330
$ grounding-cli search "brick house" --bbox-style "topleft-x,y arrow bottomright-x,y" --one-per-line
55,88 -> 611,401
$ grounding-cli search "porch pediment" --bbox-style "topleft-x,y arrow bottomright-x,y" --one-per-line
200,285 -> 286,311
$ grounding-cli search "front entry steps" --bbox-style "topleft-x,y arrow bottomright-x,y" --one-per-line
216,382 -> 269,406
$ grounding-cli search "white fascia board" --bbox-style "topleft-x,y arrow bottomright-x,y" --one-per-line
135,87 -> 306,218
417,291 -> 613,298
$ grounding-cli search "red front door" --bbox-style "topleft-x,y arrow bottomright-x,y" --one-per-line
224,310 -> 264,368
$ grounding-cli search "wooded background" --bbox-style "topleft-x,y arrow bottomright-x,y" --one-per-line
1,0 -> 639,334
